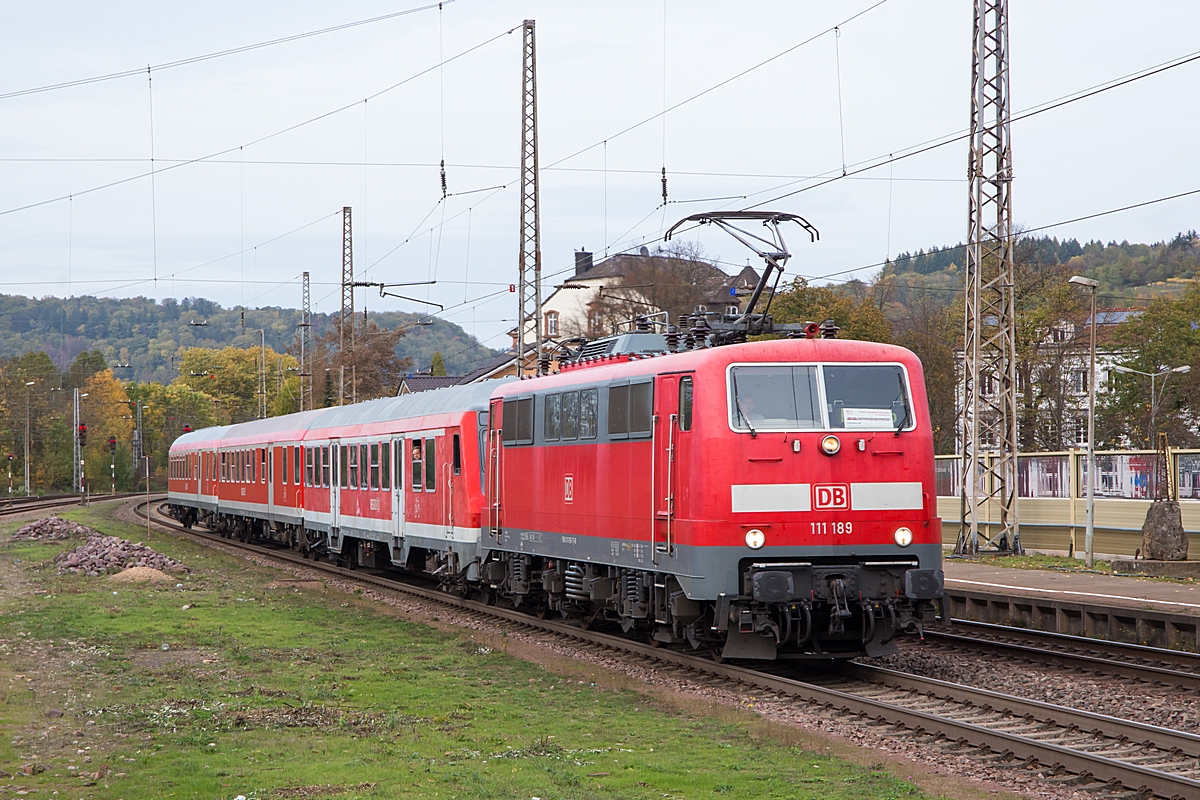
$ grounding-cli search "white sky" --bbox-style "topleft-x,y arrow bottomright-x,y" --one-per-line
2,1 -> 1199,351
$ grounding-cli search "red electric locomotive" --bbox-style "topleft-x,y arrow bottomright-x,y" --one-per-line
167,212 -> 943,660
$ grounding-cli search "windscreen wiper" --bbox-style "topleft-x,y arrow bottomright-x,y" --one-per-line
731,373 -> 757,438
894,373 -> 911,437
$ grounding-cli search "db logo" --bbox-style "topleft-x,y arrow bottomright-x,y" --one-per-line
564,474 -> 574,503
813,483 -> 849,510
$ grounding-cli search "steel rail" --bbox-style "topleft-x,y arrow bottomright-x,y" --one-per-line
1,492 -> 141,518
136,501 -> 1200,799
925,624 -> 1200,691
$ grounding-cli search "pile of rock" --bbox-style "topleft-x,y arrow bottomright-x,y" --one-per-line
55,535 -> 190,576
10,514 -> 96,541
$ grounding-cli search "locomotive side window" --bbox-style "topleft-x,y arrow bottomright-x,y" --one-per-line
516,398 -> 534,443
629,382 -> 653,436
501,399 -> 517,444
411,440 -> 423,491
561,391 -> 579,440
424,438 -> 436,491
679,377 -> 694,431
608,384 -> 629,438
579,389 -> 599,439
822,365 -> 912,430
544,394 -> 562,441
729,366 -> 820,431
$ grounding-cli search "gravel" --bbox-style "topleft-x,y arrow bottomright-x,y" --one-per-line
10,514 -> 96,542
873,641 -> 1200,734
54,535 -> 189,576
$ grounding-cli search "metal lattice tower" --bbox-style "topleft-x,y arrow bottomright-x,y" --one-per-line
298,271 -> 312,412
957,0 -> 1020,555
516,19 -> 542,377
339,207 -> 353,405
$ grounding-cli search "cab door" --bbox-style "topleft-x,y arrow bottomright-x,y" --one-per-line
653,373 -> 692,557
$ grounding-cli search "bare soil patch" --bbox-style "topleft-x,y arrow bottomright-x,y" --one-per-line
108,566 -> 174,583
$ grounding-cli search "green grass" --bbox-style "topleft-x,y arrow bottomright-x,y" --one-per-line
953,552 -> 1113,573
0,504 -> 945,800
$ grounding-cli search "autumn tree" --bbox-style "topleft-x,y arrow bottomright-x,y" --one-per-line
174,346 -> 297,424
125,381 -> 220,485
312,317 -> 412,402
770,278 -> 893,343
78,370 -> 136,491
430,351 -> 447,376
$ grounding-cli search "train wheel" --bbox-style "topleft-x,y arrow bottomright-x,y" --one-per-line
710,647 -> 726,664
535,602 -> 548,620
482,587 -> 497,606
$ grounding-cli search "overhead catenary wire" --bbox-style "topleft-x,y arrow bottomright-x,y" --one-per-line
0,24 -> 519,220
0,1 -> 453,102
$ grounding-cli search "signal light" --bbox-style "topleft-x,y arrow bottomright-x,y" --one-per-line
77,423 -> 87,446
182,424 -> 192,433
108,436 -> 117,454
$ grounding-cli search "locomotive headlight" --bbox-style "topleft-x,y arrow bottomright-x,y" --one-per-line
820,435 -> 841,455
744,529 -> 766,549
893,526 -> 913,547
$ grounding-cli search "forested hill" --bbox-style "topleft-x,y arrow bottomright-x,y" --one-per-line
0,294 -> 500,384
883,231 -> 1200,290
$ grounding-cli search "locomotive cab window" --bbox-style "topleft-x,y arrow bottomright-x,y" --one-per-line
679,376 -> 693,431
823,364 -> 913,430
729,365 -> 821,431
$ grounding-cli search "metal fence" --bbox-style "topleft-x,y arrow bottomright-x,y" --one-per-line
935,449 -> 1200,556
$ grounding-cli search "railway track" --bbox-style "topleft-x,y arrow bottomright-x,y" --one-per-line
925,619 -> 1200,692
0,492 -> 141,518
136,500 -> 1200,799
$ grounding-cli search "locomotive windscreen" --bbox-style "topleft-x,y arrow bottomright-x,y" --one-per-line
822,365 -> 911,430
729,364 -> 912,431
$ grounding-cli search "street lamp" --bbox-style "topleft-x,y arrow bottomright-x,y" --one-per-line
1068,275 -> 1099,567
1108,364 -> 1192,445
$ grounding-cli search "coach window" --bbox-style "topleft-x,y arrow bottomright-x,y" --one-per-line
339,445 -> 349,489
348,445 -> 359,489
580,389 -> 599,439
629,381 -> 653,437
544,393 -> 562,441
281,447 -> 289,485
294,446 -> 301,485
321,446 -> 331,487
381,442 -> 390,490
305,447 -> 314,487
561,391 -> 578,440
394,441 -> 403,491
452,434 -> 461,475
679,377 -> 694,431
261,448 -> 267,483
360,444 -> 369,489
370,443 -> 380,489
424,438 -> 437,491
411,440 -> 423,491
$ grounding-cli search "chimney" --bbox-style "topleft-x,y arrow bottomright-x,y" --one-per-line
574,249 -> 593,276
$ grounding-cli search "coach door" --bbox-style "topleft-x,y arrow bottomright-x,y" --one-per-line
391,437 -> 405,540
653,373 -> 691,558
329,441 -> 340,532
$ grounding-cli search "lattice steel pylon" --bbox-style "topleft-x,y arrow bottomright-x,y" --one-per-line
298,271 -> 312,411
516,19 -> 542,377
957,0 -> 1020,555
339,206 -> 353,405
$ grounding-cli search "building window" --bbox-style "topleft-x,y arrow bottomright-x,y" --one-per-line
545,311 -> 559,337
587,309 -> 602,334
1075,416 -> 1089,445
726,305 -> 739,316
1071,370 -> 1088,394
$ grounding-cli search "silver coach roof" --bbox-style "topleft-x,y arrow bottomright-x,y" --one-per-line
173,378 -> 512,448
